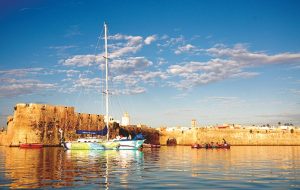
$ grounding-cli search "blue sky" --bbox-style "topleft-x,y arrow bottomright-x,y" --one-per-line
1,0 -> 300,127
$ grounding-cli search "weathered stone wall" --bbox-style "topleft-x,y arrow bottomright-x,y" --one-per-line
0,103 -> 159,146
159,128 -> 300,146
2,103 -> 299,147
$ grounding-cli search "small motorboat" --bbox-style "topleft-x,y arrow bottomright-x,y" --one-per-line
20,143 -> 43,149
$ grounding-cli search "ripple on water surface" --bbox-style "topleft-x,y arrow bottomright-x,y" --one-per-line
0,146 -> 299,189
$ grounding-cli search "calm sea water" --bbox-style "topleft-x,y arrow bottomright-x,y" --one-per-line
0,146 -> 299,189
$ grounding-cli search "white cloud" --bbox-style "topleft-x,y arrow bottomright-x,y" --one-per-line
144,35 -> 157,45
109,57 -> 152,73
167,43 -> 300,89
158,35 -> 185,49
65,69 -> 80,77
73,77 -> 102,89
174,44 -> 199,54
60,54 -> 101,67
0,78 -> 56,98
206,43 -> 300,65
113,87 -> 146,95
157,57 -> 168,66
61,33 -> 149,67
137,71 -> 168,81
113,74 -> 139,87
0,68 -> 44,77
49,45 -> 77,51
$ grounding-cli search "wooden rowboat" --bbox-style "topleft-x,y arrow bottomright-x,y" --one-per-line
20,143 -> 43,148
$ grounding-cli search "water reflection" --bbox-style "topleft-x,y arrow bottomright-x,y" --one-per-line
0,146 -> 299,189
0,147 -> 144,189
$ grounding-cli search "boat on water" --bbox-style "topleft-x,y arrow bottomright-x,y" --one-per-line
19,135 -> 43,149
191,143 -> 230,149
112,133 -> 145,150
20,143 -> 43,149
63,23 -> 144,150
63,126 -> 119,150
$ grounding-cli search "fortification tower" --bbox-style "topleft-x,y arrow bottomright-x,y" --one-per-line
121,112 -> 130,126
191,119 -> 197,128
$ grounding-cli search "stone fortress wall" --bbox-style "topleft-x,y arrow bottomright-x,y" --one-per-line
0,103 -> 159,146
159,127 -> 300,146
1,103 -> 299,147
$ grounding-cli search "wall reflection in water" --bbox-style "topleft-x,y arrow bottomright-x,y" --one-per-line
0,147 -> 144,189
0,146 -> 299,189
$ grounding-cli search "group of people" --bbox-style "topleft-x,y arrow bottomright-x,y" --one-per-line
204,139 -> 228,148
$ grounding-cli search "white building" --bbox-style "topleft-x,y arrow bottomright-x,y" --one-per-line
121,112 -> 130,126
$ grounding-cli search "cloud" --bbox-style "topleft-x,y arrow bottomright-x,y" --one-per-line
49,45 -> 77,51
201,96 -> 244,105
65,70 -> 80,77
167,58 -> 245,88
0,78 -> 56,98
157,35 -> 185,49
113,87 -> 146,95
61,33 -> 148,67
0,68 -> 87,97
144,35 -> 157,45
157,57 -> 168,66
112,70 -> 168,95
174,44 -> 200,54
167,43 -> 300,89
137,71 -> 168,81
206,43 -> 300,65
108,57 -> 153,73
0,68 -> 44,77
73,77 -> 102,89
113,74 -> 139,87
60,54 -> 100,67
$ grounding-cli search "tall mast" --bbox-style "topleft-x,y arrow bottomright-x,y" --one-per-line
104,22 -> 109,141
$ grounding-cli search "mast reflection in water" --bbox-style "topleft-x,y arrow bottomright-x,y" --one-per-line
0,146 -> 300,189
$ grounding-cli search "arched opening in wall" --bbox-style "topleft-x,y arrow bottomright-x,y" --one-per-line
167,138 -> 177,146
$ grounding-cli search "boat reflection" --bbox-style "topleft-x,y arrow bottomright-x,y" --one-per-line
66,149 -> 144,189
0,147 -> 144,189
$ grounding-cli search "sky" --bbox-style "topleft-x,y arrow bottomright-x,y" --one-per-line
0,0 -> 300,128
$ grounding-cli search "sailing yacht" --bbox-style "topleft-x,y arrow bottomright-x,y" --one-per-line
63,23 -> 120,150
63,23 -> 145,150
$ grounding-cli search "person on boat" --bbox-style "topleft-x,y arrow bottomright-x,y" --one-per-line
223,138 -> 227,145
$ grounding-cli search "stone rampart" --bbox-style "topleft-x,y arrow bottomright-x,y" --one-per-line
159,127 -> 300,146
0,103 -> 159,146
